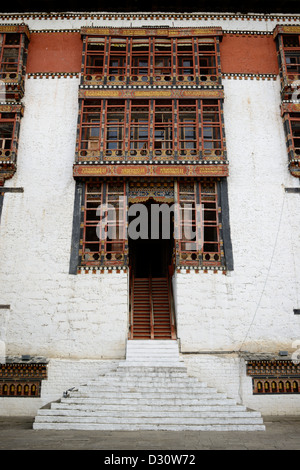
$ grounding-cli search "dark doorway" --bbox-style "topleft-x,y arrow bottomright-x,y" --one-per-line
128,199 -> 176,339
128,199 -> 174,278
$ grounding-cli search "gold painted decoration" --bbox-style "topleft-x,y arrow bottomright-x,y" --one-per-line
273,25 -> 300,39
81,26 -> 223,38
73,163 -> 229,178
79,87 -> 224,100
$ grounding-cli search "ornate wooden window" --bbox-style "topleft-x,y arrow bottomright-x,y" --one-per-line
198,38 -> 218,79
77,98 -> 225,163
289,113 -> 300,157
274,26 -> 300,100
282,34 -> 300,83
0,103 -> 23,186
0,111 -> 15,153
107,37 -> 128,84
105,100 -> 126,155
82,180 -> 127,267
81,30 -> 222,87
78,99 -> 102,155
131,38 -> 150,82
178,100 -> 198,156
153,38 -> 172,82
84,37 -> 106,77
281,103 -> 300,178
0,25 -> 30,101
153,100 -> 173,156
201,99 -> 224,159
176,38 -> 195,82
176,180 -> 222,267
129,100 -> 150,157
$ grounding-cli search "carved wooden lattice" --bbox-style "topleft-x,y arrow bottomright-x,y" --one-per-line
0,362 -> 47,397
247,360 -> 300,394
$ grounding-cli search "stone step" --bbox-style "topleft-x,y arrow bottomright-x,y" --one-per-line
67,390 -> 228,400
51,402 -> 248,412
58,396 -> 238,406
126,340 -> 178,346
34,415 -> 264,426
38,408 -> 261,418
33,422 -> 266,431
85,375 -> 201,384
105,368 -> 188,376
83,379 -> 206,388
75,384 -> 216,394
33,340 -> 265,432
117,363 -> 186,369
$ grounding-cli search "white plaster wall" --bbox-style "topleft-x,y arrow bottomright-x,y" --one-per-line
176,77 -> 300,354
184,355 -> 300,416
0,358 -> 119,416
1,13 -> 299,33
0,77 -> 128,360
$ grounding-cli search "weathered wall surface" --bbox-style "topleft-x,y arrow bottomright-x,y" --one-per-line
175,77 -> 300,353
0,77 -> 128,361
183,355 -> 300,416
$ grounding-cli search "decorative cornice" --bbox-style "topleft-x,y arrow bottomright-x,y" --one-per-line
78,266 -> 128,274
78,86 -> 224,100
0,13 -> 299,22
223,30 -> 273,35
222,73 -> 278,80
27,72 -> 80,79
0,23 -> 30,39
81,26 -> 223,37
73,162 -> 229,178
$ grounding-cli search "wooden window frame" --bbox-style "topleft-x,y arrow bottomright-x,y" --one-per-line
105,100 -> 126,156
130,38 -> 151,81
153,100 -> 174,157
178,100 -> 198,156
84,37 -> 107,76
201,99 -> 223,158
107,37 -> 128,82
281,34 -> 300,83
78,100 -> 103,155
0,33 -> 22,77
175,37 -> 195,81
82,180 -> 127,267
78,98 -> 224,161
197,37 -> 218,77
128,100 -> 151,157
153,38 -> 172,79
176,180 -> 221,267
0,111 -> 16,154
289,113 -> 300,158
82,34 -> 220,85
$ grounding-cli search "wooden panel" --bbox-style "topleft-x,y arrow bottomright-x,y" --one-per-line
26,32 -> 82,73
220,34 -> 279,75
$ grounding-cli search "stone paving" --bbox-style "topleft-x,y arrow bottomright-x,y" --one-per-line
0,416 -> 299,450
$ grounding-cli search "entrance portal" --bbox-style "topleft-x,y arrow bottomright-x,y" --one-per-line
128,200 -> 176,340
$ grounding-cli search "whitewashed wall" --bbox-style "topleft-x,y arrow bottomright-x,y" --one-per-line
175,77 -> 300,354
0,77 -> 128,361
0,12 -> 299,32
184,354 -> 300,416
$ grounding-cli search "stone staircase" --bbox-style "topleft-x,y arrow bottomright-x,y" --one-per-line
33,340 -> 265,431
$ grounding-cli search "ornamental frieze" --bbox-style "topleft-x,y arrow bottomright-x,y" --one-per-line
73,163 -> 229,178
